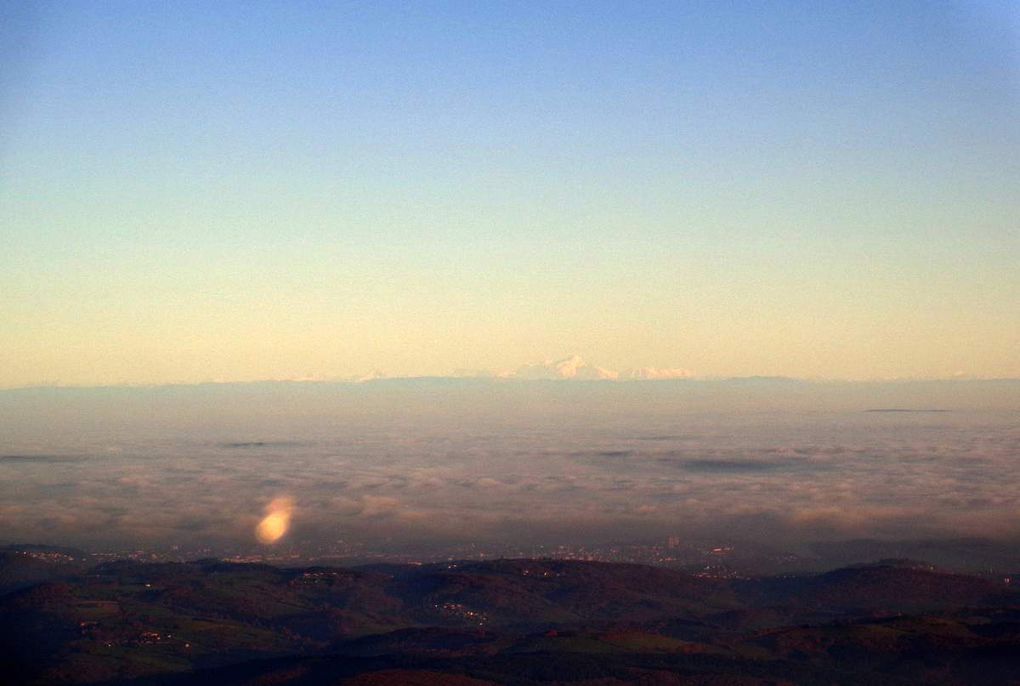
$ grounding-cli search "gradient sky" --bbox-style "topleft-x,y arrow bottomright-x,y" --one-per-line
1,1 -> 1017,387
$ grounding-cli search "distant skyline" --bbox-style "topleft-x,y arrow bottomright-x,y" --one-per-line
2,354 -> 1019,391
2,1 -> 1018,387
4,354 -> 1020,391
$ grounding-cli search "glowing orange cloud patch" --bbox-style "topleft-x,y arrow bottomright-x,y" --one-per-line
255,497 -> 294,544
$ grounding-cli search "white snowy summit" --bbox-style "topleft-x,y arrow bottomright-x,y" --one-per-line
508,355 -> 619,380
349,357 -> 694,383
619,367 -> 693,380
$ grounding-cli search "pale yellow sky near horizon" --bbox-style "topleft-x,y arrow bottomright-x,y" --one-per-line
2,2 -> 1017,388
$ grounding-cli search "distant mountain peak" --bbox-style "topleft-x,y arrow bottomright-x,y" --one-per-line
509,355 -> 618,380
499,355 -> 693,382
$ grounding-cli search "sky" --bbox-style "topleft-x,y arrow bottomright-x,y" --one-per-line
1,1 -> 1018,388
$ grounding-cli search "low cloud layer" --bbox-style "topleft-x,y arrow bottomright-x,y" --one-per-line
0,381 -> 1017,559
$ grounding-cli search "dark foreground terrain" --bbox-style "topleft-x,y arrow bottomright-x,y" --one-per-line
1,546 -> 1018,685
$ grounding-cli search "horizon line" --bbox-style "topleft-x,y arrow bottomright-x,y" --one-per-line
3,374 -> 1019,393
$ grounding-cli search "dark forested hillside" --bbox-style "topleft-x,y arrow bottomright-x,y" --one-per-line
1,552 -> 1017,685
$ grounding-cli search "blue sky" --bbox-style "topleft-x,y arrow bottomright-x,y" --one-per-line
1,1 -> 1017,386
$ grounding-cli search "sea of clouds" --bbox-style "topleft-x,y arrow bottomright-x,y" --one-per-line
1,379 -> 1017,558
